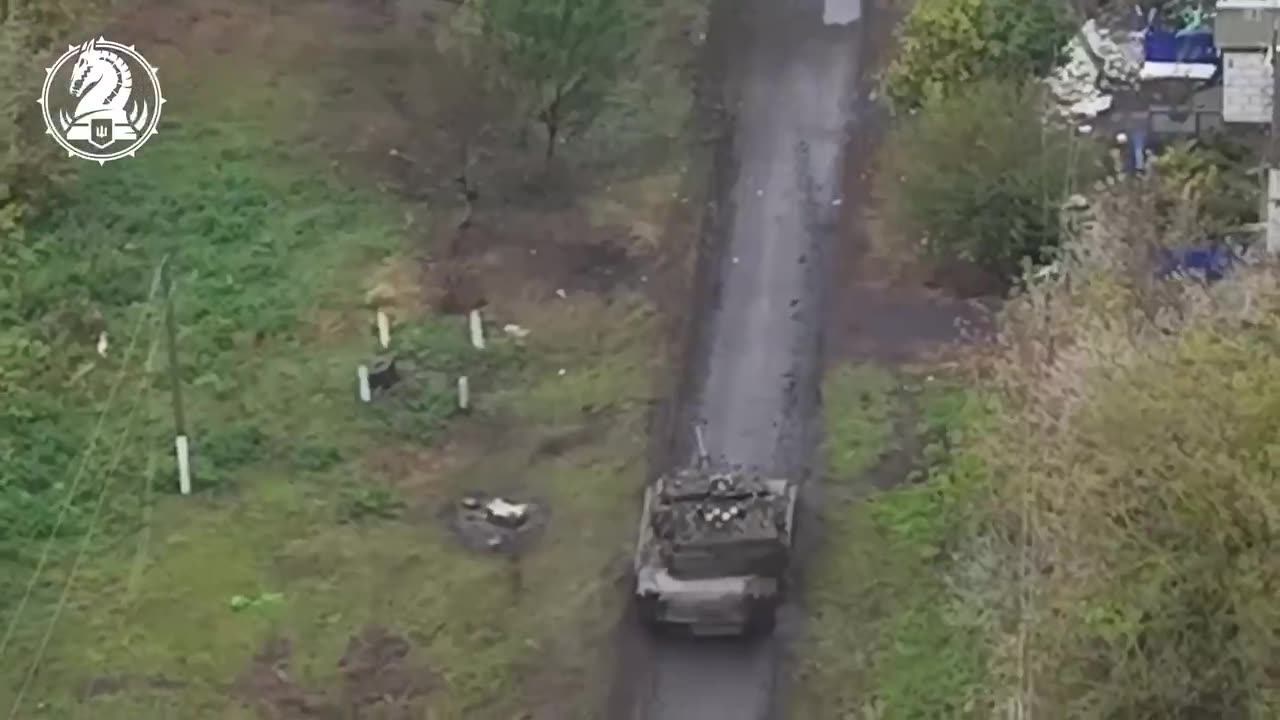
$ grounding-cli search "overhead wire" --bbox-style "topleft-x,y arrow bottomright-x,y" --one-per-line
126,301 -> 165,603
6,318 -> 161,720
0,259 -> 166,664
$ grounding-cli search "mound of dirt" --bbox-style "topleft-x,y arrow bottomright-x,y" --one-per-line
235,628 -> 433,719
235,637 -> 328,719
338,626 -> 434,712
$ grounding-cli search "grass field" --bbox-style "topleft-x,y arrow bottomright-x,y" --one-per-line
0,114 -> 647,720
791,364 -> 991,720
0,0 -> 705,716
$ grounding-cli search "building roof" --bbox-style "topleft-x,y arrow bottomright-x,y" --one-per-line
1215,0 -> 1280,49
1216,0 -> 1280,9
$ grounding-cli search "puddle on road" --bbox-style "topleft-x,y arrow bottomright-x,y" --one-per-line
823,0 -> 861,24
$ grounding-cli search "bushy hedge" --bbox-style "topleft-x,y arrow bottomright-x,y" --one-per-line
967,177 -> 1280,716
878,79 -> 1097,280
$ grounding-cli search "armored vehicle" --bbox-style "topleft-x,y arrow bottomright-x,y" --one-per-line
633,428 -> 798,636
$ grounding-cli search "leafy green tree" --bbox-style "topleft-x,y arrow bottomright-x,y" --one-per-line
879,78 -> 1097,282
476,0 -> 641,163
885,0 -> 1074,110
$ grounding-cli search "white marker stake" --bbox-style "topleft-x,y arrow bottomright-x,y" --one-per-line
376,310 -> 391,348
458,376 -> 470,410
357,365 -> 372,403
469,310 -> 485,350
175,435 -> 191,495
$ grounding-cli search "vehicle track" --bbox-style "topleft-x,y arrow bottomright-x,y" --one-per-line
613,0 -> 867,718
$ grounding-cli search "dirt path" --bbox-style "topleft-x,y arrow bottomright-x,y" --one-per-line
613,0 -> 866,718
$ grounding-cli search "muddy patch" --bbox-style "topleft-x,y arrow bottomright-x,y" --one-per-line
337,626 -> 434,714
235,637 -> 330,719
234,629 -> 433,719
426,210 -> 658,316
832,285 -> 997,364
444,491 -> 548,555
533,422 -> 607,459
362,443 -> 455,497
434,267 -> 488,315
447,492 -> 546,555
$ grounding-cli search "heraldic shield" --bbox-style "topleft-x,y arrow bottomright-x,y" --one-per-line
89,117 -> 114,149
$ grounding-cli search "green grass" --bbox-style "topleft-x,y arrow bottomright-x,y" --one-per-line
0,83 -> 661,720
794,365 -> 991,720
17,412 -> 646,719
0,114 -> 405,537
822,364 -> 900,484
0,0 -> 708,713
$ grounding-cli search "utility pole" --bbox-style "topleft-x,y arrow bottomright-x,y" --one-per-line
1269,22 -> 1280,252
1271,24 -> 1280,165
160,258 -> 191,494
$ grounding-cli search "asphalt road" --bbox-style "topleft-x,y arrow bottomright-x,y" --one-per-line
621,1 -> 865,718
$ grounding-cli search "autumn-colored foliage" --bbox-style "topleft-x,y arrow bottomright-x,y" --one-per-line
970,176 -> 1280,716
884,0 -> 1073,110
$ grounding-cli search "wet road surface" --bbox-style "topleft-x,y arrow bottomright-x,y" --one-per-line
621,0 -> 865,718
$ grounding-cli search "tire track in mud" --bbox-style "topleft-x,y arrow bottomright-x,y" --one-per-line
610,1 -> 868,718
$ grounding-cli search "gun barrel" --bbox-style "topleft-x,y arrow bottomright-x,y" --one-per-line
694,425 -> 709,466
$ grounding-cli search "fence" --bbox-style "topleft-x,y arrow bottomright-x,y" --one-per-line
1148,108 -> 1225,136
1111,108 -> 1225,146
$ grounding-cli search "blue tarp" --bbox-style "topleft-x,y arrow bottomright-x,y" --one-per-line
1155,246 -> 1237,282
1144,30 -> 1218,64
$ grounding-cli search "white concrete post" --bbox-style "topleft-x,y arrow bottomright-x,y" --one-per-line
175,435 -> 191,495
469,310 -> 485,350
357,365 -> 371,402
458,376 -> 470,410
376,310 -> 391,348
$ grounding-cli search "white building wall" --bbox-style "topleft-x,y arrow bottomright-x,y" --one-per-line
1223,50 -> 1273,123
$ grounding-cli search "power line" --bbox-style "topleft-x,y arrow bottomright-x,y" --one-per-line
127,323 -> 163,602
6,329 -> 158,720
0,260 -> 165,664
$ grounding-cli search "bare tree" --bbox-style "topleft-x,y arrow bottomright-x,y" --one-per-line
432,13 -> 510,230
476,0 -> 640,166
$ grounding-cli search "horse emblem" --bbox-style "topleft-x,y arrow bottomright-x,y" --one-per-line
38,37 -> 164,164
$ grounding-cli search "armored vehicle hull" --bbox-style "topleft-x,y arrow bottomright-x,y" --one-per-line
633,473 -> 797,636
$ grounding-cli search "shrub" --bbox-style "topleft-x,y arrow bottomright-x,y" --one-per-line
884,0 -> 1074,110
879,78 -> 1096,281
971,176 -> 1280,716
1148,137 -> 1259,233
